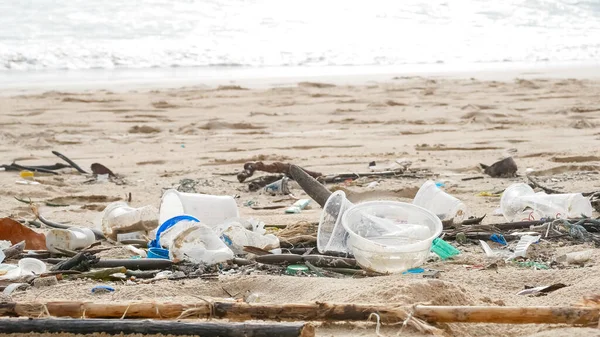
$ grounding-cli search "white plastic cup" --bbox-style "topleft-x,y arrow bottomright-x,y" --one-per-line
101,202 -> 159,240
341,201 -> 443,274
413,180 -> 467,222
159,189 -> 239,227
317,191 -> 353,253
18,258 -> 46,275
500,183 -> 593,221
46,228 -> 96,253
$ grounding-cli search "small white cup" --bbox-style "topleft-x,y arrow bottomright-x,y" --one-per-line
159,189 -> 239,227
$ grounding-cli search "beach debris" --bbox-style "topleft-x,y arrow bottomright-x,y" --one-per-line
0,218 -> 46,250
264,177 -> 291,195
413,180 -> 467,223
33,276 -> 58,288
247,175 -> 284,192
290,165 -> 331,207
517,283 -> 567,296
285,264 -> 309,276
2,283 -> 30,295
169,225 -> 234,264
285,199 -> 311,214
101,202 -> 159,241
18,258 -> 46,275
52,150 -> 88,174
159,190 -> 238,228
255,254 -> 358,269
422,270 -> 441,279
430,238 -> 460,260
237,161 -> 322,183
480,157 -> 518,178
91,163 -> 116,177
0,318 -> 314,337
2,241 -> 25,260
66,267 -> 127,280
51,251 -> 99,272
46,228 -> 96,253
500,183 -> 592,221
556,250 -> 593,265
91,285 -> 115,294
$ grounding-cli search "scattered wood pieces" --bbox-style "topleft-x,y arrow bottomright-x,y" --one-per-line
52,150 -> 88,174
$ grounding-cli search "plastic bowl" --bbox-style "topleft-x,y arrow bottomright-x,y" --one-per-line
341,201 -> 442,274
18,258 -> 47,275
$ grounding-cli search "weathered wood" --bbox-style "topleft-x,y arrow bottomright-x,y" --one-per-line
0,319 -> 314,337
255,254 -> 358,269
47,258 -> 173,270
0,301 -> 599,326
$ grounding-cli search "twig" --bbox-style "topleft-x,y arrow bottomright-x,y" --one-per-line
461,176 -> 485,181
237,162 -> 322,183
52,151 -> 88,174
32,206 -> 106,240
526,174 -> 563,194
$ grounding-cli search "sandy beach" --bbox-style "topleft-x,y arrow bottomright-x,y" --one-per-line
1,72 -> 600,337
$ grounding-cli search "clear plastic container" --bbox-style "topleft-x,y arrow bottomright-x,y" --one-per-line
500,183 -> 593,221
46,228 -> 96,253
413,180 -> 467,222
160,189 -> 239,227
317,191 -> 353,253
101,202 -> 159,240
169,224 -> 234,264
341,201 -> 443,274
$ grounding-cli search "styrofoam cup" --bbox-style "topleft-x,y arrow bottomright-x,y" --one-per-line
413,180 -> 466,222
317,191 -> 353,253
159,189 -> 239,226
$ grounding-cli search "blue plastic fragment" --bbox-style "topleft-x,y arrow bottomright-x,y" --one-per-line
91,285 -> 115,294
402,268 -> 425,275
490,234 -> 507,246
435,182 -> 445,188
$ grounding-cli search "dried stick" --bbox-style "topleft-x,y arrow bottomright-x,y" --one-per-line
1,301 -> 599,326
0,319 -> 314,337
237,162 -> 322,183
526,174 -> 563,194
1,241 -> 26,260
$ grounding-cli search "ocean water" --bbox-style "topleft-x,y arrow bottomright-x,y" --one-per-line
1,0 -> 600,73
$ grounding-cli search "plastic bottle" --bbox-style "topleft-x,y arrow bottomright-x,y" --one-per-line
219,222 -> 280,254
169,224 -> 234,264
46,228 -> 96,253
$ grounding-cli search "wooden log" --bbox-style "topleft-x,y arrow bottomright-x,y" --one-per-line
0,301 -> 599,326
0,319 -> 314,337
414,305 -> 599,324
46,258 -> 173,270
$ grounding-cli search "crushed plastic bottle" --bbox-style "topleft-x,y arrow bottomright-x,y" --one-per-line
218,221 -> 280,255
169,224 -> 234,264
101,202 -> 159,240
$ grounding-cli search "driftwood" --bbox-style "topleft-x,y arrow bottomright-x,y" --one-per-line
32,207 -> 106,240
65,267 -> 127,280
527,174 -> 563,194
91,163 -> 117,177
320,170 -> 426,184
237,162 -> 322,183
289,165 -> 331,207
0,163 -> 70,173
255,254 -> 358,269
0,319 -> 314,337
1,241 -> 25,260
50,252 -> 99,272
1,301 -> 600,326
46,258 -> 173,270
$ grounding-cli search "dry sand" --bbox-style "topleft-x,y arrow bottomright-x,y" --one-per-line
1,75 -> 600,336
